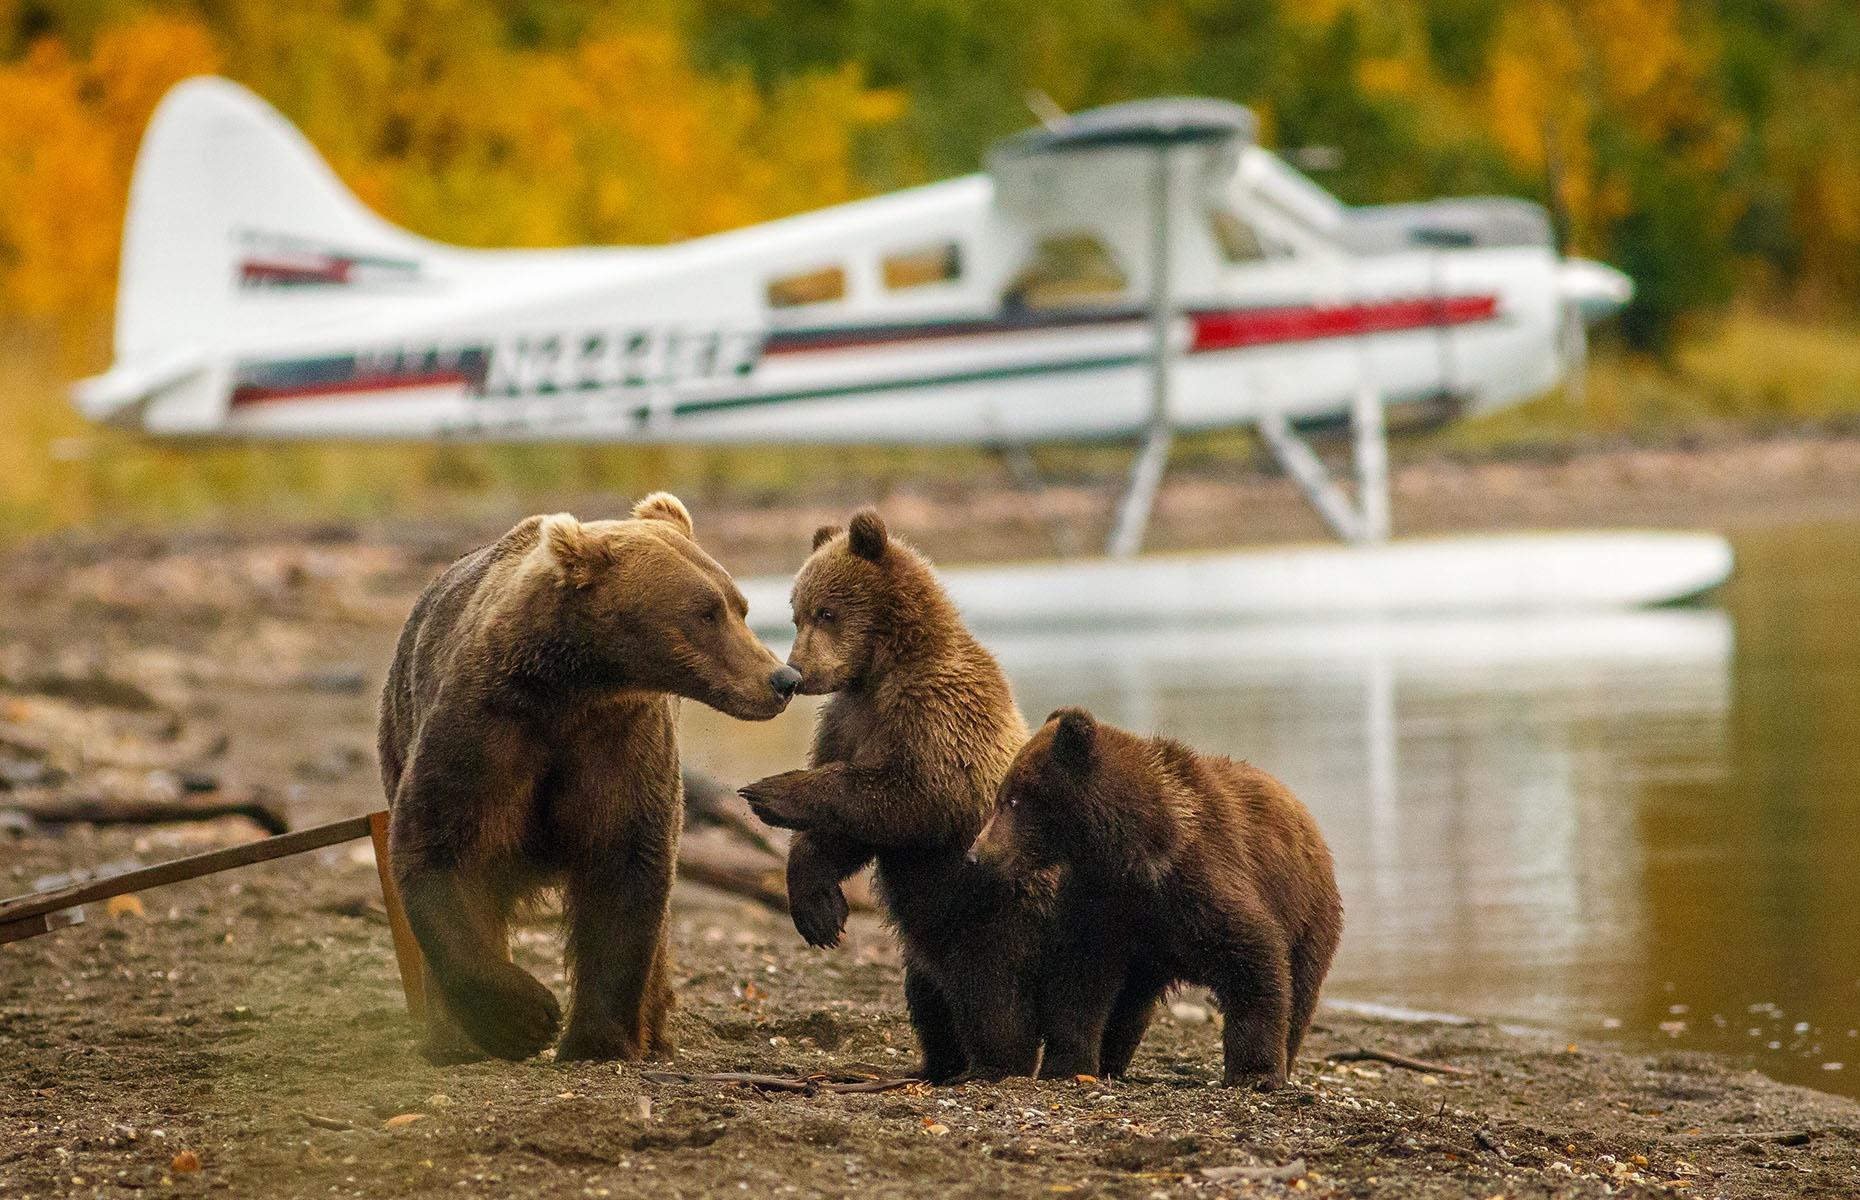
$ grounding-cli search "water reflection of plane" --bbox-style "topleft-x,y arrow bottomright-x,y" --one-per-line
985,609 -> 1733,1028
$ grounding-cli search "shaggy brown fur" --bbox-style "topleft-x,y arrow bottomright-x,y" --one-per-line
377,494 -> 799,1064
737,509 -> 1050,1082
970,708 -> 1344,1089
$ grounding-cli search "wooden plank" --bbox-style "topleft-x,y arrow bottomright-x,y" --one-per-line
0,912 -> 54,945
369,811 -> 426,1022
0,813 -> 376,928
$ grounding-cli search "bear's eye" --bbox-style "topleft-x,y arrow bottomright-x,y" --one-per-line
815,606 -> 835,624
1008,792 -> 1020,808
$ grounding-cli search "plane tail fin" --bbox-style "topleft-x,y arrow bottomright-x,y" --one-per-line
79,77 -> 438,424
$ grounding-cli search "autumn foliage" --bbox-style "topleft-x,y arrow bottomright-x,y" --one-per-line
0,1 -> 1856,531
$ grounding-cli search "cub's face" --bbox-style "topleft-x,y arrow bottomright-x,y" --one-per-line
541,494 -> 799,720
968,707 -> 1099,873
784,510 -> 892,696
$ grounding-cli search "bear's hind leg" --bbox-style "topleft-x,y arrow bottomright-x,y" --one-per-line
903,965 -> 966,1083
1211,930 -> 1292,1091
938,962 -> 1041,1082
558,852 -> 675,1063
401,867 -> 561,1062
1099,968 -> 1170,1078
1284,914 -> 1342,1071
1036,956 -> 1127,1080
641,935 -> 677,1061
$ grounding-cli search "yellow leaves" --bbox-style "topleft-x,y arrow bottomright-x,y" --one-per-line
0,14 -> 219,321
0,10 -> 902,321
1354,57 -> 1412,98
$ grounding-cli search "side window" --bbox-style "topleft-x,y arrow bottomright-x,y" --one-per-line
1004,233 -> 1127,309
1209,206 -> 1269,263
767,265 -> 846,309
882,242 -> 962,291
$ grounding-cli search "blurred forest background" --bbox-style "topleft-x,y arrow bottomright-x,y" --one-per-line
2,0 -> 1859,535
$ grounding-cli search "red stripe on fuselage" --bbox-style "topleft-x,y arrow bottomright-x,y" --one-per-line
230,370 -> 471,408
762,294 -> 1500,359
1188,295 -> 1499,353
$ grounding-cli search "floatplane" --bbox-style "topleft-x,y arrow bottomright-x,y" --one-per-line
77,78 -> 1731,628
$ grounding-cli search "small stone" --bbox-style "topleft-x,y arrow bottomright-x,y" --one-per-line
171,1151 -> 201,1173
106,894 -> 145,919
383,1113 -> 427,1129
1168,1001 -> 1210,1024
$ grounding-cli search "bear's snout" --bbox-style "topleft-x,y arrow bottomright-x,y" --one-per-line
769,665 -> 802,700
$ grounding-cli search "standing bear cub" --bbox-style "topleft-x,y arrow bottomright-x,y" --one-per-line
970,709 -> 1343,1089
378,494 -> 800,1064
738,510 -> 1053,1083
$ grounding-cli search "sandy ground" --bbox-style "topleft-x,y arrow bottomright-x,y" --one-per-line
5,431 -> 1860,1198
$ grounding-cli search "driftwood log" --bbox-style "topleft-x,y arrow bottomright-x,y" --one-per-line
639,1070 -> 924,1095
9,785 -> 289,835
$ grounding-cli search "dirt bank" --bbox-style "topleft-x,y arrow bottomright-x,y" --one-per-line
5,821 -> 1859,1200
4,438 -> 1860,1198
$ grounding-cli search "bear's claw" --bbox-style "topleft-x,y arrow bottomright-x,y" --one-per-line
738,773 -> 813,830
445,964 -> 562,1061
1221,1067 -> 1286,1092
554,1023 -> 646,1063
789,884 -> 849,948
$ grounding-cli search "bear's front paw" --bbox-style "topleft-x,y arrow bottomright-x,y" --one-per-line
554,1021 -> 646,1064
789,884 -> 849,948
445,963 -> 562,1061
739,771 -> 816,830
420,1024 -> 491,1067
1221,1066 -> 1286,1092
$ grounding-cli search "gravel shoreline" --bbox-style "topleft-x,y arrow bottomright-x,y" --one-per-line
4,432 -> 1859,1197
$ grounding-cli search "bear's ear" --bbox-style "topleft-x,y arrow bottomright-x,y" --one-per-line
631,491 -> 694,537
1047,707 -> 1097,772
847,509 -> 888,562
539,513 -> 608,588
811,524 -> 844,551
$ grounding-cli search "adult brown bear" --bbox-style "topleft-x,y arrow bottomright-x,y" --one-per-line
377,494 -> 800,1063
970,708 -> 1343,1089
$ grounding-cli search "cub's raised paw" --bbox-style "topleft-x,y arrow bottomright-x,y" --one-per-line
739,771 -> 814,830
445,964 -> 562,1061
789,884 -> 849,948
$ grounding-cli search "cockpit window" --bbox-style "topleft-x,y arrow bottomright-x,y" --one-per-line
767,265 -> 847,308
1209,207 -> 1268,263
1004,233 -> 1128,308
882,242 -> 963,291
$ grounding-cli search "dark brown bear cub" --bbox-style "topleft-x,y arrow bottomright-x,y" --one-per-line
737,510 -> 1050,1083
378,494 -> 799,1064
970,709 -> 1343,1089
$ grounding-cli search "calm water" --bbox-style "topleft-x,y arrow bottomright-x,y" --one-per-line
684,520 -> 1860,1097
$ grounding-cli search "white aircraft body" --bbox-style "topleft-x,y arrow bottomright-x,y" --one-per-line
77,78 -> 1732,624
80,78 -> 1627,447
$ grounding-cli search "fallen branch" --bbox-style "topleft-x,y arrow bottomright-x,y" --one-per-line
1676,1127 -> 1832,1147
682,768 -> 779,857
675,850 -> 791,914
300,1112 -> 355,1131
1326,1047 -> 1471,1076
14,787 -> 289,836
639,1070 -> 924,1095
1200,1159 -> 1306,1183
